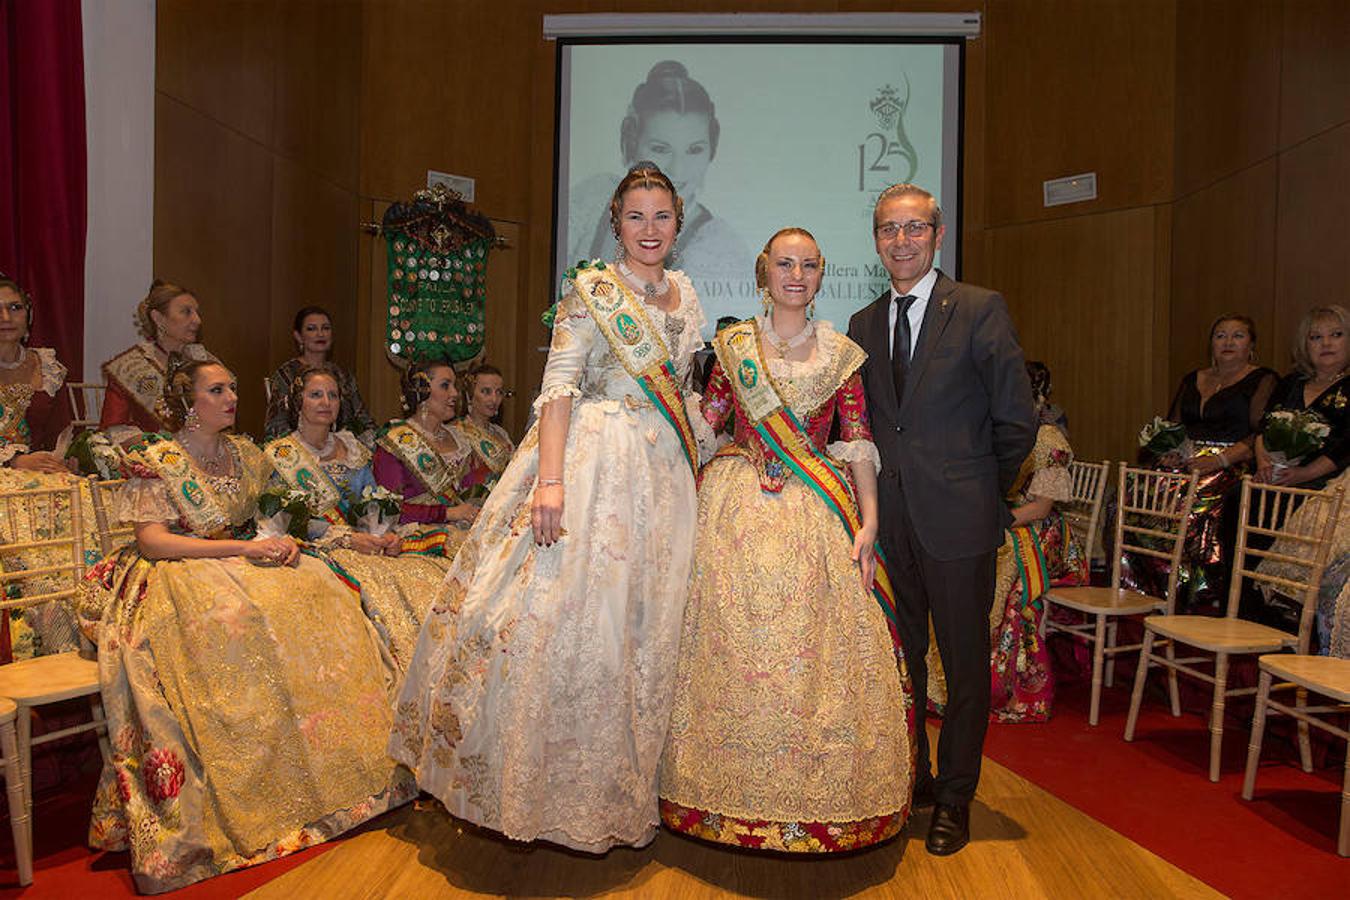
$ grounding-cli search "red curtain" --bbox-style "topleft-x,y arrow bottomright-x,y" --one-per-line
0,0 -> 86,380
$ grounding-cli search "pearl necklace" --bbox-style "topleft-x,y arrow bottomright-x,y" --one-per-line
0,346 -> 26,370
616,261 -> 670,302
759,314 -> 815,357
296,429 -> 337,459
409,415 -> 452,445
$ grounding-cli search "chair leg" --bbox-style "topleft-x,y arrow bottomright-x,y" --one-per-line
1340,737 -> 1349,857
1209,653 -> 1230,783
1163,638 -> 1181,717
16,705 -> 33,866
1295,686 -> 1312,774
1089,614 -> 1107,726
1104,619 -> 1118,688
90,695 -> 112,764
1,718 -> 32,886
1242,669 -> 1272,802
1124,628 -> 1154,741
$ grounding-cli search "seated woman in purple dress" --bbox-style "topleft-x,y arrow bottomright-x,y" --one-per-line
373,359 -> 478,557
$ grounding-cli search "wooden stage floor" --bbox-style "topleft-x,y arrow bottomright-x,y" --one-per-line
244,743 -> 1219,899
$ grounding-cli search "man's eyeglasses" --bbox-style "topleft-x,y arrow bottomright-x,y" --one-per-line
874,220 -> 935,240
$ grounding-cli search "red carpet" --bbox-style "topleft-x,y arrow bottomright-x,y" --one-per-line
984,659 -> 1348,899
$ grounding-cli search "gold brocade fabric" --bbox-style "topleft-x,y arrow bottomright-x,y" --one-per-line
658,456 -> 912,824
328,548 -> 449,674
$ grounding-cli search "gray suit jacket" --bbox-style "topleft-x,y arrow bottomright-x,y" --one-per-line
847,271 -> 1037,561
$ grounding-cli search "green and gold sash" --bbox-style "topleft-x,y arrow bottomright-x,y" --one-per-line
714,318 -> 902,651
134,436 -> 234,538
454,418 -> 513,476
377,421 -> 461,504
265,434 -> 347,525
571,262 -> 698,475
0,383 -> 35,446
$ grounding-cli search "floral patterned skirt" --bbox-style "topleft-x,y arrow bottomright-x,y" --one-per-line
324,548 -> 450,674
658,457 -> 913,852
78,548 -> 413,893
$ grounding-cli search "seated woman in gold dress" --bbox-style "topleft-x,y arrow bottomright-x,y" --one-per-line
373,359 -> 478,556
450,362 -> 514,497
265,363 -> 451,671
78,358 -> 411,893
99,279 -> 215,442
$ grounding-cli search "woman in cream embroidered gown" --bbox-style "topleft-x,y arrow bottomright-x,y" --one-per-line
265,364 -> 451,672
390,165 -> 711,852
658,228 -> 913,852
78,360 -> 411,893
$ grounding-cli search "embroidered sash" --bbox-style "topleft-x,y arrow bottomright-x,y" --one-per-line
134,436 -> 234,538
453,418 -> 513,477
0,383 -> 34,446
377,422 -> 461,504
102,343 -> 170,427
265,435 -> 347,525
571,263 -> 698,475
714,319 -> 902,652
1009,525 -> 1051,623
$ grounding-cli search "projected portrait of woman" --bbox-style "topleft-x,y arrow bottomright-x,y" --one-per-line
567,61 -> 749,301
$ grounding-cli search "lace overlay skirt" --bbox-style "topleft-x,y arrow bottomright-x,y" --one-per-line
389,397 -> 697,852
658,455 -> 913,852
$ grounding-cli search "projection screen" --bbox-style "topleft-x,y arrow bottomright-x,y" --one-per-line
553,36 -> 965,335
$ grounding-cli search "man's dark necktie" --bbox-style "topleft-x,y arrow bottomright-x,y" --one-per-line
891,294 -> 917,402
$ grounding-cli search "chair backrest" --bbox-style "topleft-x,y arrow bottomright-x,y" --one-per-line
66,382 -> 106,430
1110,463 -> 1200,608
0,481 -> 87,616
87,477 -> 135,557
1064,459 -> 1110,563
1228,477 -> 1344,651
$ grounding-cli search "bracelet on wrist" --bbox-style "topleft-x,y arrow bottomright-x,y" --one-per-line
537,477 -> 563,486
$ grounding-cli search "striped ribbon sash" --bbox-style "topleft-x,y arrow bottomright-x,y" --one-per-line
714,319 -> 902,652
571,263 -> 698,476
1008,525 -> 1050,620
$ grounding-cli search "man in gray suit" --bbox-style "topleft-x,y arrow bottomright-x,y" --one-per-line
848,183 -> 1035,856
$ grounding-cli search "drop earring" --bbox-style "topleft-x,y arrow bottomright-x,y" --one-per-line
760,288 -> 773,316
808,298 -> 816,319
185,406 -> 200,432
614,239 -> 627,262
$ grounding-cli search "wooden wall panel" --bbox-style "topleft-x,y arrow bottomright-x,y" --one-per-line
987,207 -> 1165,464
154,93 -> 274,416
156,0 -> 277,145
1278,0 -> 1350,149
1273,122 -> 1350,366
984,0 -> 1175,228
1168,159 -> 1278,382
1173,0 -> 1281,199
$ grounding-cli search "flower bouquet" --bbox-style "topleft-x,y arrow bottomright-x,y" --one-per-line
349,484 -> 400,536
255,487 -> 311,541
1262,407 -> 1331,476
1138,416 -> 1193,463
64,429 -> 122,479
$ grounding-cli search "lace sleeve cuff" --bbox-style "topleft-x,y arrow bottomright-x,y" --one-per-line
0,442 -> 26,465
532,383 -> 582,414
113,477 -> 180,525
828,439 -> 881,474
1028,465 -> 1073,503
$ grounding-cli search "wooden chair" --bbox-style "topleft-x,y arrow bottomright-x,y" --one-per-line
1125,477 -> 1343,782
0,480 -> 109,885
88,477 -> 134,557
1,696 -> 32,884
1044,464 -> 1199,725
1242,656 -> 1350,855
1062,459 -> 1111,568
65,381 -> 106,430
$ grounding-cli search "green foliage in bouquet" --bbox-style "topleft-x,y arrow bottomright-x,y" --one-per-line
255,486 -> 311,539
64,429 -> 121,479
349,484 -> 400,520
1261,407 -> 1331,461
1137,416 -> 1189,456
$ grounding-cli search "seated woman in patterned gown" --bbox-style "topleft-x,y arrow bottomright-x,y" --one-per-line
373,358 -> 478,558
450,362 -> 514,498
659,228 -> 914,853
78,358 -> 411,893
99,279 -> 216,443
264,363 -> 451,672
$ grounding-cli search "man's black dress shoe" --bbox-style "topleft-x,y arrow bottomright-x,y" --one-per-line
911,780 -> 936,810
925,802 -> 970,856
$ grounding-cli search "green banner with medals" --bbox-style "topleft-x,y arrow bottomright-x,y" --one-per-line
381,184 -> 496,364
